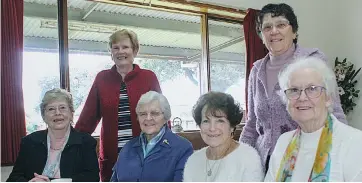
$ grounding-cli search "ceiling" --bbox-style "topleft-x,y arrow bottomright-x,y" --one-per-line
194,0 -> 273,10
24,0 -> 246,62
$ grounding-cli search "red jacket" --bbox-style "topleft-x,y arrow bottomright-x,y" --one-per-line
75,64 -> 161,181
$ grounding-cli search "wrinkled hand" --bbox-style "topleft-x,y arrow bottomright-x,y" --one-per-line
29,173 -> 50,182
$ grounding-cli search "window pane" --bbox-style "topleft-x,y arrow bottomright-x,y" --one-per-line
67,2 -> 203,131
209,20 -> 246,110
23,52 -> 60,134
135,59 -> 201,130
69,53 -> 113,136
23,0 -> 60,134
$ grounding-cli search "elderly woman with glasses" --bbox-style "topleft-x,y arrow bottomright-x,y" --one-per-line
264,57 -> 362,182
240,3 -> 347,172
110,91 -> 193,182
7,88 -> 99,182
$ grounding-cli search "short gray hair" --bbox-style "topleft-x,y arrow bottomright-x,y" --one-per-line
40,88 -> 75,119
136,91 -> 171,121
278,57 -> 337,110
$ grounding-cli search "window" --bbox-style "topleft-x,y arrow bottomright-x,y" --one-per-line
136,59 -> 201,130
67,2 -> 203,131
23,51 -> 60,134
209,19 -> 246,110
23,0 -> 60,134
23,0 -> 245,133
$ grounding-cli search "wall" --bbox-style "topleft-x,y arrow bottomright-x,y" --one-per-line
341,0 -> 362,129
199,0 -> 362,129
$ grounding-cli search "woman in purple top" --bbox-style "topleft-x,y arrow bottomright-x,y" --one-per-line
239,3 -> 347,172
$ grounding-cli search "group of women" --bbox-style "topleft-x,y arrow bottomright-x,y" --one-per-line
7,3 -> 362,182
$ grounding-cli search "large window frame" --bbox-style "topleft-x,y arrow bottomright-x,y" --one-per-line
51,0 -> 245,132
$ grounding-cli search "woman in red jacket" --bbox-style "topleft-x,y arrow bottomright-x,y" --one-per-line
75,29 -> 162,181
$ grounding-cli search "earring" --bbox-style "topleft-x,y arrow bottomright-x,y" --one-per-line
231,127 -> 236,137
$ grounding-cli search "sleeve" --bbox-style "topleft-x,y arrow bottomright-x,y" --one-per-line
310,51 -> 347,124
264,133 -> 288,182
110,168 -> 118,182
110,155 -> 120,182
343,135 -> 362,181
182,153 -> 194,182
71,135 -> 100,182
242,148 -> 265,182
173,143 -> 193,182
149,71 -> 162,94
239,67 -> 259,147
264,167 -> 274,182
75,73 -> 102,134
7,138 -> 31,182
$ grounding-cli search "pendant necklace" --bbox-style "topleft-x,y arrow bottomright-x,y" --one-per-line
206,140 -> 233,177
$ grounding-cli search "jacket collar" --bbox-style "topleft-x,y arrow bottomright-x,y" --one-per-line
110,64 -> 141,82
132,126 -> 173,149
30,126 -> 83,145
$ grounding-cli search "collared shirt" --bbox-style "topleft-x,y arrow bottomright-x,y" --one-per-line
140,126 -> 166,158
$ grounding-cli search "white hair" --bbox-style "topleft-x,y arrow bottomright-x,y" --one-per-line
136,91 -> 171,121
278,56 -> 337,111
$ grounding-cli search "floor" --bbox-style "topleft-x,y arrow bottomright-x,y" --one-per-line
1,166 -> 13,181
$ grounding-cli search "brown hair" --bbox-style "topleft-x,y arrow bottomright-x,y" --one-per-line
192,92 -> 243,128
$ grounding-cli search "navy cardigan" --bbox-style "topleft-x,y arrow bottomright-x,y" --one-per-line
111,127 -> 193,182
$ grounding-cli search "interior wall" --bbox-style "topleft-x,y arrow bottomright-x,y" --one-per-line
199,0 -> 362,129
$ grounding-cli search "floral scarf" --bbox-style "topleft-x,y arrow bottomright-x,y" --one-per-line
276,115 -> 333,182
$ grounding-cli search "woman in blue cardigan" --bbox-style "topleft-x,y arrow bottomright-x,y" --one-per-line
110,91 -> 193,182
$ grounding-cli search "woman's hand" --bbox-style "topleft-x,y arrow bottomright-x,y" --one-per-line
29,173 -> 50,182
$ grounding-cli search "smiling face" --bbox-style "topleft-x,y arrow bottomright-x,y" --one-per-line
43,99 -> 73,131
110,37 -> 137,67
261,14 -> 296,56
137,100 -> 166,138
199,106 -> 233,148
287,68 -> 332,126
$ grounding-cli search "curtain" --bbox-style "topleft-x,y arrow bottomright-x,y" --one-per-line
1,0 -> 26,165
243,8 -> 268,118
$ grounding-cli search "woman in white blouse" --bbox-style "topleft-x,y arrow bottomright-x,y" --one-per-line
183,92 -> 264,182
265,57 -> 362,182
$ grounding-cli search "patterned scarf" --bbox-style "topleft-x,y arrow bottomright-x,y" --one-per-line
276,115 -> 333,182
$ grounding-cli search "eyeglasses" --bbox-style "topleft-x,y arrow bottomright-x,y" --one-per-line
261,20 -> 290,33
45,105 -> 70,114
284,85 -> 326,100
137,111 -> 163,119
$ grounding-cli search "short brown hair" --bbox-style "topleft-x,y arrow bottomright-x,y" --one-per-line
192,92 -> 243,128
108,29 -> 139,53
